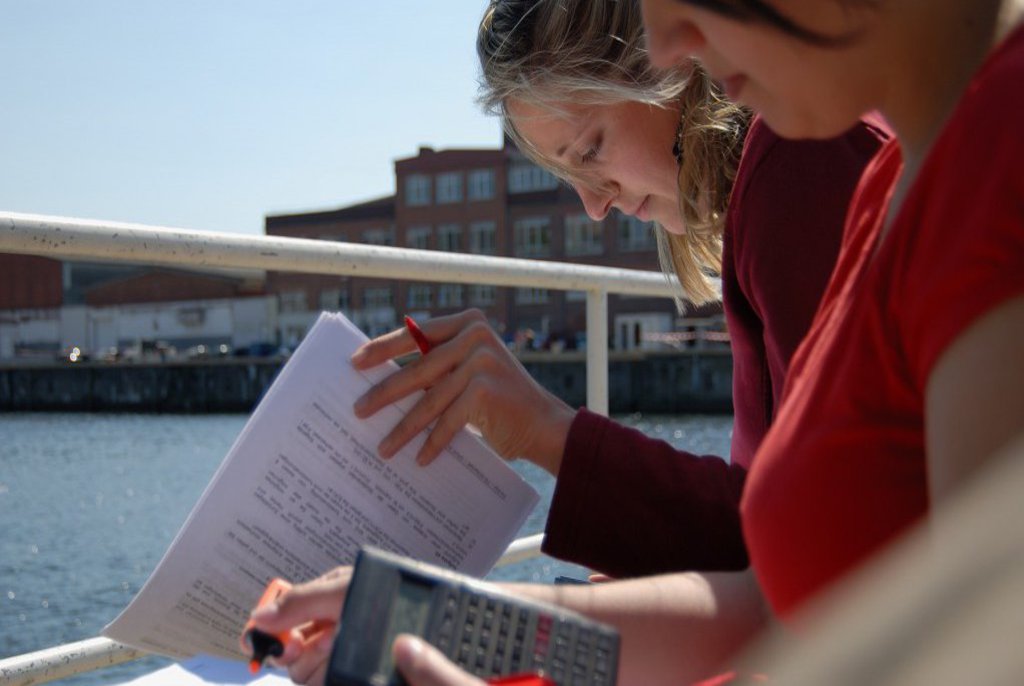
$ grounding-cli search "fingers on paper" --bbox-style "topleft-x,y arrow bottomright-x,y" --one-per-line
351,310 -> 489,370
351,326 -> 417,369
380,349 -> 504,464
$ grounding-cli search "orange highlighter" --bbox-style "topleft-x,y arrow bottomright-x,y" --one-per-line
241,578 -> 335,674
244,578 -> 552,685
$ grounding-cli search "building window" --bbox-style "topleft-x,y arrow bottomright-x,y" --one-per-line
469,284 -> 496,306
564,213 -> 605,256
515,287 -> 550,305
467,169 -> 496,201
405,174 -> 431,207
407,225 -> 431,250
508,163 -> 559,193
436,172 -> 463,204
617,213 -> 657,251
362,227 -> 395,246
513,216 -> 551,257
566,290 -> 586,302
469,221 -> 497,255
438,284 -> 463,308
279,290 -> 308,313
407,285 -> 432,309
438,223 -> 462,252
363,287 -> 393,309
319,288 -> 350,311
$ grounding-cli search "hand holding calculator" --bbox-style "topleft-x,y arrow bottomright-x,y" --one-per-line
324,547 -> 620,686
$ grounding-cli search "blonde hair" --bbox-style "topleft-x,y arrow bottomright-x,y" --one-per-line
477,0 -> 750,307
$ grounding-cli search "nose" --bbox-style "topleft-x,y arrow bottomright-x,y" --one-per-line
641,2 -> 706,69
575,184 -> 614,221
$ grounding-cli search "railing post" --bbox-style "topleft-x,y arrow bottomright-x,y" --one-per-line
586,288 -> 609,416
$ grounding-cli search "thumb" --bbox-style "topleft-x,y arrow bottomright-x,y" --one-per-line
393,635 -> 487,686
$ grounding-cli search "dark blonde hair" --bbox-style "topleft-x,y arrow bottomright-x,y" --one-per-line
477,0 -> 750,306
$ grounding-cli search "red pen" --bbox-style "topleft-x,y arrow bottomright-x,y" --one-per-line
486,675 -> 556,686
404,315 -> 433,355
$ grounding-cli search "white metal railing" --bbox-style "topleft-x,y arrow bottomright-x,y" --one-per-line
0,212 -> 710,684
0,536 -> 546,686
0,211 -> 694,414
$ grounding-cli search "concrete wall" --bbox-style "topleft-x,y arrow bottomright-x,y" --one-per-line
0,351 -> 733,414
0,359 -> 282,412
522,350 -> 733,414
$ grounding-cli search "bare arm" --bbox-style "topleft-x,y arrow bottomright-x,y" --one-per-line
509,569 -> 770,685
251,567 -> 771,686
925,294 -> 1024,504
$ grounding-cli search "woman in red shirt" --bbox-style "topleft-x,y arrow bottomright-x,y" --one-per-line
642,0 -> 1024,619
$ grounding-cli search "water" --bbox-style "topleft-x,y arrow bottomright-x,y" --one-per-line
0,412 -> 732,684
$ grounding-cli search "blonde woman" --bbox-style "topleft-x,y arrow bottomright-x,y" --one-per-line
350,0 -> 886,577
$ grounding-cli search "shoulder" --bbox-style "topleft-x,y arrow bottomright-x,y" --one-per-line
889,28 -> 1024,384
735,117 -> 887,206
913,25 -> 1024,219
730,116 -> 887,247
927,24 -> 1024,178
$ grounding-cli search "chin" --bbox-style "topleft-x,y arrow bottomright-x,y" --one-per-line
761,107 -> 863,141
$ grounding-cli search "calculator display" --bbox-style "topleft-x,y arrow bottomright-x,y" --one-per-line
377,577 -> 433,676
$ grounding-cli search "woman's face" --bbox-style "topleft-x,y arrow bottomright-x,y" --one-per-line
641,0 -> 878,139
507,98 -> 686,234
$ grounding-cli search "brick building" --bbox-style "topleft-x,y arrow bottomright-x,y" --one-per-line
265,140 -> 711,350
0,254 -> 63,310
0,255 -> 276,359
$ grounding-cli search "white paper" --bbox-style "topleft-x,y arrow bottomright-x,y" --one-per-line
115,656 -> 291,685
104,312 -> 538,660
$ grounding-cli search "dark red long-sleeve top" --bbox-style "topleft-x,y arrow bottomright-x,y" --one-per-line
542,116 -> 890,576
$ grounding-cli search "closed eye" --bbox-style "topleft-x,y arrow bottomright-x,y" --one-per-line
580,134 -> 603,165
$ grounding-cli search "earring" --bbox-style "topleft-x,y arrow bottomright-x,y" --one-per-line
672,110 -> 685,165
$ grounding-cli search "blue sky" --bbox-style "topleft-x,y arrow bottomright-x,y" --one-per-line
0,1 -> 501,235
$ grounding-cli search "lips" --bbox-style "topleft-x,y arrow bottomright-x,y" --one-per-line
634,196 -> 651,222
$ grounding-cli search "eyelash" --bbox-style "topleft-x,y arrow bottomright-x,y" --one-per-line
580,135 -> 602,165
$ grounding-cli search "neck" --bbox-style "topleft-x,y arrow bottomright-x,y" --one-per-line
878,0 -> 1022,169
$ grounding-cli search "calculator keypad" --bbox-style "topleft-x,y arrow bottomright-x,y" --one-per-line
432,588 -> 617,685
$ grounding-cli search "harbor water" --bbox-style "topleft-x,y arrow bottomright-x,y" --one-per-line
0,412 -> 732,685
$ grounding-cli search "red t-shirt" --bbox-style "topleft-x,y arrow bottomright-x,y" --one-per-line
742,25 -> 1024,618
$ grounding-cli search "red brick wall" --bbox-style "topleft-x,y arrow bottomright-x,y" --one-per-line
0,254 -> 63,308
84,271 -> 248,306
263,144 -> 686,342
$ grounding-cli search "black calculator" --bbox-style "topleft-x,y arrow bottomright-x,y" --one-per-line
325,547 -> 619,686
